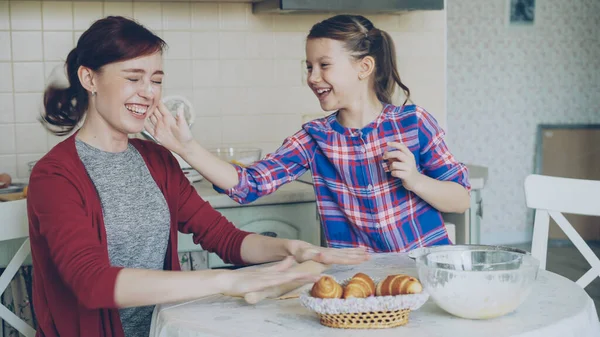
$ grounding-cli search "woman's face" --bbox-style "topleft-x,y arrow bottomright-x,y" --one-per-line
91,52 -> 164,135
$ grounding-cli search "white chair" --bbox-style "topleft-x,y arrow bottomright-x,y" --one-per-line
524,174 -> 600,289
445,223 -> 456,244
0,199 -> 36,337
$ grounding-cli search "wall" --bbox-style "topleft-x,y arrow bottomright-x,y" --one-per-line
446,0 -> 600,244
0,1 -> 447,180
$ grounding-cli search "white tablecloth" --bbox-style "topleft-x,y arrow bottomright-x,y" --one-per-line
150,253 -> 600,337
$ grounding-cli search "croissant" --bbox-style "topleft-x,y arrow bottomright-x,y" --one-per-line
343,272 -> 376,299
311,275 -> 343,299
375,274 -> 423,296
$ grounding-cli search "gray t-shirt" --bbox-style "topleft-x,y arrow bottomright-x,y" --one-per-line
76,138 -> 170,337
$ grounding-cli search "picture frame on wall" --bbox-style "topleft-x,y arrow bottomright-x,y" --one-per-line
507,0 -> 535,26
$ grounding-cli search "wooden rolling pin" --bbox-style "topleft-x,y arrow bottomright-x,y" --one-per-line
243,260 -> 328,304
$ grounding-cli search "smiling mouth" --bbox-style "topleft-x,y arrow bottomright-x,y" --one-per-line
125,103 -> 149,116
315,88 -> 331,99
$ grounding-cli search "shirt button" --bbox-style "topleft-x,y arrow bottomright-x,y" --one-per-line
361,147 -> 366,153
368,184 -> 373,191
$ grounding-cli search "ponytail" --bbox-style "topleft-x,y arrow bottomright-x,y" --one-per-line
42,48 -> 88,136
307,14 -> 410,106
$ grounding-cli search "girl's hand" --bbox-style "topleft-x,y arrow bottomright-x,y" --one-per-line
222,256 -> 320,296
383,141 -> 424,192
291,241 -> 370,265
144,102 -> 194,154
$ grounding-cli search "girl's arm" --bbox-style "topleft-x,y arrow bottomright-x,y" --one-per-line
146,103 -> 313,204
384,108 -> 470,213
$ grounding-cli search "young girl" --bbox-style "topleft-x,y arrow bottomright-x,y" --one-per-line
28,16 -> 367,337
147,14 -> 471,253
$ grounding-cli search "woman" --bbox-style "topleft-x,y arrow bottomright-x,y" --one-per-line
27,16 -> 368,337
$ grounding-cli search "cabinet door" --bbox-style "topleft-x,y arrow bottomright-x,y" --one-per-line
177,202 -> 320,269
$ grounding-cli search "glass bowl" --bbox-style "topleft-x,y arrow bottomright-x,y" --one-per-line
208,147 -> 262,167
415,247 -> 540,319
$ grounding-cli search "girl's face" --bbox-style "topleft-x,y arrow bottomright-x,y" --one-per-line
88,52 -> 164,135
305,38 -> 363,112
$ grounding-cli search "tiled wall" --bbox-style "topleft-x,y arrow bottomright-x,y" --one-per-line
0,1 -> 447,180
446,0 -> 600,244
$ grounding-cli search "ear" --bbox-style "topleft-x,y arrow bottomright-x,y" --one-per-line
358,55 -> 376,80
77,65 -> 97,94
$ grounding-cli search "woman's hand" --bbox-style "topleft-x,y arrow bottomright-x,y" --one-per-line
383,141 -> 424,191
222,256 -> 320,296
145,102 -> 194,154
290,241 -> 370,265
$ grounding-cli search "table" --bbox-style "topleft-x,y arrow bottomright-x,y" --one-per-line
150,253 -> 600,337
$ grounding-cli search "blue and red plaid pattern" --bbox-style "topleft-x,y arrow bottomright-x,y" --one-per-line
217,104 -> 471,252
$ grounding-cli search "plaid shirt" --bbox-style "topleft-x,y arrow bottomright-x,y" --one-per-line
218,104 -> 471,252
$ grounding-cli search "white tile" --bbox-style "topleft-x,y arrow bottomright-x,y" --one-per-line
10,1 -> 42,30
73,2 -> 104,31
219,3 -> 247,31
193,88 -> 220,117
218,60 -> 246,87
274,59 -> 302,86
0,63 -> 13,92
192,60 -> 219,88
14,93 -> 43,123
133,2 -> 162,31
222,114 -> 300,144
246,87 -> 274,115
43,32 -> 74,62
247,12 -> 273,32
191,3 -> 219,31
0,93 -> 14,123
217,88 -> 247,115
47,133 -> 67,151
190,116 -> 222,145
162,32 -> 191,59
104,2 -> 133,18
42,1 -> 73,30
0,2 -> 9,30
73,31 -> 84,45
13,62 -> 45,92
274,33 -> 306,59
191,32 -> 219,59
0,155 -> 17,178
0,124 -> 15,154
17,153 -> 45,178
11,32 -> 43,61
245,60 -> 275,87
44,61 -> 66,86
162,3 -> 191,30
163,60 -> 193,90
0,32 -> 11,61
219,32 -> 246,59
16,123 -> 48,154
246,33 -> 274,59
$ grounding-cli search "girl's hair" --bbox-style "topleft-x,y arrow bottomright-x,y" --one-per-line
307,14 -> 410,106
42,16 -> 167,136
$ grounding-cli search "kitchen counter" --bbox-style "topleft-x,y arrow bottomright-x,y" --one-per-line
193,180 -> 316,209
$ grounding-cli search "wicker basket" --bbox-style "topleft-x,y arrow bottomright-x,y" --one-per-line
300,276 -> 429,329
317,309 -> 410,329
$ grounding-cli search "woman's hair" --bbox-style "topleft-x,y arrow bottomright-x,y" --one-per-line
307,14 -> 410,106
42,16 -> 167,136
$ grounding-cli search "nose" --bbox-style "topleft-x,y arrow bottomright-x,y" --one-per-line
307,69 -> 321,85
138,82 -> 155,100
